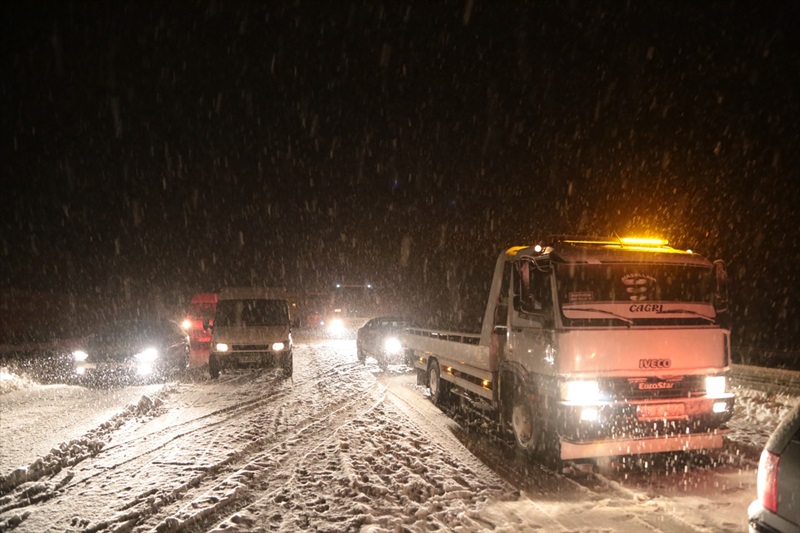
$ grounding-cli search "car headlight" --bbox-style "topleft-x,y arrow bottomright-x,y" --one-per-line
181,319 -> 192,331
73,350 -> 89,362
562,380 -> 601,404
134,348 -> 159,362
215,343 -> 229,352
705,375 -> 727,397
383,337 -> 403,355
271,342 -> 286,351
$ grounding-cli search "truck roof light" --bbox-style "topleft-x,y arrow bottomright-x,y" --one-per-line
618,237 -> 668,246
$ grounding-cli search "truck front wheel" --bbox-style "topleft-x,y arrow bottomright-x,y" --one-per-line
428,360 -> 451,406
512,396 -> 536,451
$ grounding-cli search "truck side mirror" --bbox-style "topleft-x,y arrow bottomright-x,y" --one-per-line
713,260 -> 729,314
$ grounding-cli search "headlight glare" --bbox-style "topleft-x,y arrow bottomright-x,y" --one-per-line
73,350 -> 89,362
272,342 -> 286,351
328,318 -> 345,335
705,375 -> 726,397
215,343 -> 229,352
134,348 -> 159,362
383,337 -> 403,354
562,380 -> 601,403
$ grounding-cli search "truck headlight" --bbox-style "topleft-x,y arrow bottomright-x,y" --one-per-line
562,380 -> 601,404
328,318 -> 345,335
181,318 -> 192,331
215,343 -> 229,352
705,375 -> 727,397
73,350 -> 89,362
384,337 -> 403,354
271,342 -> 286,351
134,347 -> 159,362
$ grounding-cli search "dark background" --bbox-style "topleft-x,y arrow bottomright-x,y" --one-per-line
2,1 -> 799,364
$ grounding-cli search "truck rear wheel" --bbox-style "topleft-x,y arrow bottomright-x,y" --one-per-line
428,360 -> 451,406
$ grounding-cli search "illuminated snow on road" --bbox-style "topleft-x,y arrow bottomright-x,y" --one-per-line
1,336 -> 798,532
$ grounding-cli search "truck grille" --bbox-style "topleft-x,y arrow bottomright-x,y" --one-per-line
605,375 -> 706,401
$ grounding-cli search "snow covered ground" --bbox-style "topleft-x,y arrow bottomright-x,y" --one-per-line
1,338 -> 798,532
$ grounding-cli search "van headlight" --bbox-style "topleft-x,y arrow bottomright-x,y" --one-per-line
215,343 -> 229,352
562,380 -> 601,404
705,375 -> 727,397
73,350 -> 89,362
271,342 -> 286,351
134,348 -> 159,362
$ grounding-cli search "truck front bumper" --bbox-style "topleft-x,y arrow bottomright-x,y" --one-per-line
556,395 -> 735,460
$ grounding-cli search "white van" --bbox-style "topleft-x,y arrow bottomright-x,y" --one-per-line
208,287 -> 293,379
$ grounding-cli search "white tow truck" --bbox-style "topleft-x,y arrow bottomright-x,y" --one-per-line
402,236 -> 735,462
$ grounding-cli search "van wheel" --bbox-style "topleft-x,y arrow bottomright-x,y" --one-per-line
208,353 -> 220,379
281,353 -> 293,378
356,342 -> 365,364
428,360 -> 451,406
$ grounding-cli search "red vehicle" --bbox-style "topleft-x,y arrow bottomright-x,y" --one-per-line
181,293 -> 218,367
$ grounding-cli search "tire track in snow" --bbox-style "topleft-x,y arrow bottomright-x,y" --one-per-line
0,344 -> 369,532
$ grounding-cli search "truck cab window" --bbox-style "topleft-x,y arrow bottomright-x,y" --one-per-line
515,259 -> 553,322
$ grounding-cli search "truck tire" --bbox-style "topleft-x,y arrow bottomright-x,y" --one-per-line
509,388 -> 560,468
512,391 -> 537,452
428,360 -> 451,406
208,353 -> 220,380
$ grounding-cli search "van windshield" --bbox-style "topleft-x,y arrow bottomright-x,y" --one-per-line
215,299 -> 288,327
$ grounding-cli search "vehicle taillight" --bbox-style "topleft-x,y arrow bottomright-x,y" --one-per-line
757,449 -> 780,513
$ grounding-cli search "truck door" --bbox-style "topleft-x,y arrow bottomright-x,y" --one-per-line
510,259 -> 555,373
490,262 -> 513,362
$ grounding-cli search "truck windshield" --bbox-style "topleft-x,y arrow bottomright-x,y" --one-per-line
555,263 -> 715,326
214,299 -> 288,327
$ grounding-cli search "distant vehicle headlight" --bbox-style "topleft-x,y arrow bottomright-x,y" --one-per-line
181,318 -> 192,330
215,343 -> 229,352
73,350 -> 89,362
562,380 -> 601,404
383,337 -> 403,355
134,348 -> 159,362
272,342 -> 285,351
705,375 -> 727,397
327,318 -> 345,335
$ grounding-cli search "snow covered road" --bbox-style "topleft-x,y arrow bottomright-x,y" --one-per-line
1,338 -> 797,532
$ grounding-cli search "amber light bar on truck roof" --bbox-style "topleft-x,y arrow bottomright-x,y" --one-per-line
535,235 -> 680,252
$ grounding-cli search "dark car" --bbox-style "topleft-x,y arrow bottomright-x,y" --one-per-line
71,318 -> 190,385
356,316 -> 413,370
748,401 -> 800,533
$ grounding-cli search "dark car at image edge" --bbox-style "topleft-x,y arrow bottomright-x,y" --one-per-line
748,401 -> 800,533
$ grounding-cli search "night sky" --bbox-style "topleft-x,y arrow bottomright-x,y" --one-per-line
2,1 -> 800,357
